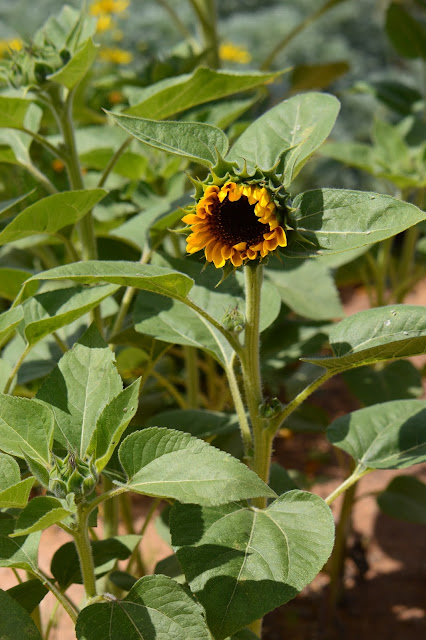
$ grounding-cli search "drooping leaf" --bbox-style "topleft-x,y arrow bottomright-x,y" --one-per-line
0,394 -> 54,464
7,579 -> 48,614
171,491 -> 334,638
327,399 -> 426,470
119,428 -> 275,505
0,590 -> 42,640
0,519 -> 40,572
305,305 -> 426,372
286,190 -> 426,257
87,378 -> 141,471
377,475 -> 426,524
10,497 -> 75,537
48,38 -> 98,88
125,67 -> 283,119
76,575 -> 212,640
227,92 -> 340,184
109,113 -> 228,168
0,190 -> 106,246
19,261 -> 194,303
21,283 -> 119,346
36,324 -> 122,456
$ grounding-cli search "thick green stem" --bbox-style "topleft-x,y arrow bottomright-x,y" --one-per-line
240,265 -> 270,506
73,503 -> 97,602
375,237 -> 393,306
31,569 -> 77,624
225,356 -> 253,459
325,466 -> 370,506
184,346 -> 200,407
189,0 -> 220,68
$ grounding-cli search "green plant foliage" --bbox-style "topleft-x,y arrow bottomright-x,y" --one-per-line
0,452 -> 35,508
6,579 -> 48,614
48,38 -> 98,88
0,519 -> 41,572
343,360 -> 423,406
306,305 -> 426,372
147,409 -> 240,439
0,589 -> 42,640
377,476 -> 426,524
0,268 -> 37,301
0,307 -> 24,348
11,496 -> 75,536
385,3 -> 426,59
171,491 -> 334,638
0,394 -> 54,463
119,427 -> 275,505
75,575 -> 212,640
327,399 -> 426,470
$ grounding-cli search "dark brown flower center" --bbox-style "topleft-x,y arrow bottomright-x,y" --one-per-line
209,195 -> 269,246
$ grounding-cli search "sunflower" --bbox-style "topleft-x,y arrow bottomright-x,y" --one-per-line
182,181 -> 287,268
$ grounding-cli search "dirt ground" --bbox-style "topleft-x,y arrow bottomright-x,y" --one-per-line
1,282 -> 425,639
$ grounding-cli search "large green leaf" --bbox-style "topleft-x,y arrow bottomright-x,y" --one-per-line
227,92 -> 340,184
377,476 -> 426,524
48,38 -> 97,88
286,190 -> 426,257
265,259 -> 343,320
148,409 -> 239,439
125,67 -> 283,119
327,399 -> 426,470
21,283 -> 119,346
0,268 -> 37,301
0,103 -> 42,167
0,190 -> 106,246
0,452 -> 35,509
11,496 -> 74,537
306,305 -> 426,372
110,113 -> 228,168
0,590 -> 42,640
0,519 -> 40,572
75,575 -> 212,640
7,580 -> 48,614
172,491 -> 334,639
0,97 -> 33,129
19,261 -> 194,302
0,394 -> 54,464
119,427 -> 275,505
0,307 -> 24,348
36,325 -> 122,456
87,378 -> 141,472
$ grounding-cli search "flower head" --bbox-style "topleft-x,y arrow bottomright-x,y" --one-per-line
182,181 -> 287,268
219,42 -> 252,64
99,47 -> 133,64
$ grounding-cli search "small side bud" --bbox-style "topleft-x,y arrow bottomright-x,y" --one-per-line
221,305 -> 245,333
259,397 -> 283,419
49,452 -> 98,500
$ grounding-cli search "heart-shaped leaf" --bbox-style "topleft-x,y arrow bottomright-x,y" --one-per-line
0,395 -> 54,464
171,490 -> 334,638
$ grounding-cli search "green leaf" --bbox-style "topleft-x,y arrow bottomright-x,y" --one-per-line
119,427 -> 275,505
0,189 -> 106,246
147,409 -> 239,439
386,3 -> 426,59
0,590 -> 42,640
75,575 -> 212,640
227,92 -> 340,184
0,190 -> 35,222
0,104 -> 42,167
343,360 -> 423,406
290,62 -> 349,92
125,67 -> 283,119
0,268 -> 37,302
109,112 -> 228,168
0,394 -> 54,464
7,579 -> 48,614
88,378 -> 141,472
11,496 -> 74,537
0,478 -> 35,509
36,325 -> 123,457
0,97 -> 33,129
265,259 -> 343,320
51,536 -> 142,588
327,399 -> 426,470
21,284 -> 119,346
377,475 -> 426,524
287,190 -> 426,257
0,307 -> 24,348
171,491 -> 334,638
305,305 -> 426,372
0,519 -> 40,572
48,38 -> 98,88
0,452 -> 21,490
19,261 -> 194,303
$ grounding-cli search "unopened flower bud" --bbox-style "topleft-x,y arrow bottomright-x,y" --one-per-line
221,305 -> 245,333
49,452 -> 98,499
259,397 -> 283,419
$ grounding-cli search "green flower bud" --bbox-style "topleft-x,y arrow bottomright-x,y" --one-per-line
259,397 -> 283,419
49,452 -> 98,500
221,305 -> 245,333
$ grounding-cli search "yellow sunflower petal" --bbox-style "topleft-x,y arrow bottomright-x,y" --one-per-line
182,213 -> 199,224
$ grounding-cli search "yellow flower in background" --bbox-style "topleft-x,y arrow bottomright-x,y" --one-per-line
99,47 -> 133,64
0,38 -> 23,58
219,42 -> 252,64
182,181 -> 287,269
90,0 -> 129,16
96,15 -> 114,32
